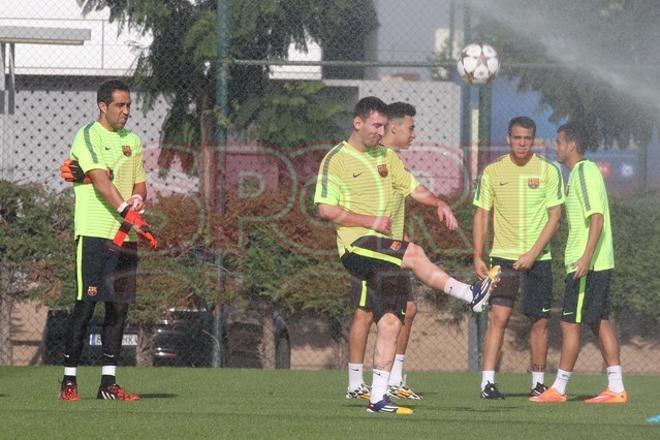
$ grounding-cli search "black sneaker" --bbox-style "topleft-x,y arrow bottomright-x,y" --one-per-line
481,382 -> 505,400
97,383 -> 140,401
528,382 -> 548,397
366,395 -> 413,414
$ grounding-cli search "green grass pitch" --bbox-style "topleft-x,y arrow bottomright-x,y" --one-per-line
1,367 -> 657,439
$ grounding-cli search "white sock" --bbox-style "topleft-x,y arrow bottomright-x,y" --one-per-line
388,354 -> 405,386
444,278 -> 472,302
552,369 -> 572,395
606,365 -> 624,393
102,365 -> 117,377
532,371 -> 545,388
370,369 -> 390,404
64,367 -> 77,377
481,370 -> 495,390
348,363 -> 364,390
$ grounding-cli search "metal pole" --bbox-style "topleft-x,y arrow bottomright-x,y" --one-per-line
461,1 -> 482,373
212,0 -> 229,368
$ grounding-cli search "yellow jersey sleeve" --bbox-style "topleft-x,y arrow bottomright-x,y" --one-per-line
314,146 -> 344,206
70,123 -> 107,173
473,167 -> 493,210
388,150 -> 419,196
544,161 -> 565,208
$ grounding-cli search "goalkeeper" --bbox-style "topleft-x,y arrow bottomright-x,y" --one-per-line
58,80 -> 152,402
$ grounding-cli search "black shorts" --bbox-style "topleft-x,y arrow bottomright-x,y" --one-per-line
561,270 -> 612,325
490,257 -> 552,318
341,236 -> 410,323
76,236 -> 138,304
350,274 -> 414,311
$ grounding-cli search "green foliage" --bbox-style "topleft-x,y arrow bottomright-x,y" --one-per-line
607,192 -> 660,339
233,81 -> 348,149
239,226 -> 351,333
0,180 -> 74,303
474,0 -> 659,148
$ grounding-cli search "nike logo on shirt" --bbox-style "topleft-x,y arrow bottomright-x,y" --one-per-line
353,172 -> 363,178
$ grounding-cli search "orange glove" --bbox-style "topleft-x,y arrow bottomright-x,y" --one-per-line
59,159 -> 114,184
113,203 -> 158,249
60,159 -> 90,183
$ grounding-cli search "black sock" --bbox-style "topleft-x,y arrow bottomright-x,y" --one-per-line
101,375 -> 116,387
63,375 -> 77,385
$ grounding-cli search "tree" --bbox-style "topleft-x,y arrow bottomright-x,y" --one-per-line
470,0 -> 660,149
78,0 -> 377,208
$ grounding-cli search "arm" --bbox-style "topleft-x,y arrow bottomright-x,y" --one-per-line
513,205 -> 562,271
472,207 -> 490,278
409,185 -> 458,231
572,213 -> 604,279
317,203 -> 391,235
88,169 -> 126,210
129,181 -> 147,212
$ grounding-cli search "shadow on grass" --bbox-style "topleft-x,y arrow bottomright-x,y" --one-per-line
448,406 -> 517,412
138,393 -> 178,399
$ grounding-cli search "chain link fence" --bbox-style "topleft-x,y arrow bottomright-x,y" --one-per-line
1,0 -> 659,375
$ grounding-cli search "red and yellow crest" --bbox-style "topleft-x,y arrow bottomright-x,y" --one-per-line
87,286 -> 98,296
122,145 -> 132,157
528,178 -> 539,189
377,164 -> 388,177
389,241 -> 402,251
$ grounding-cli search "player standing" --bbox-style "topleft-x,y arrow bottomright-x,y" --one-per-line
58,79 -> 153,401
473,116 -> 564,399
531,122 -> 626,403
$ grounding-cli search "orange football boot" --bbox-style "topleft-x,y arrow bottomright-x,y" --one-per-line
529,387 -> 567,403
584,389 -> 628,404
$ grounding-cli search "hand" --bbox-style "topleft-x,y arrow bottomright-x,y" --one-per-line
59,159 -> 113,184
513,251 -> 537,271
473,256 -> 489,279
571,255 -> 591,279
127,194 -> 145,212
371,216 -> 392,235
436,203 -> 458,231
117,203 -> 158,249
60,159 -> 89,183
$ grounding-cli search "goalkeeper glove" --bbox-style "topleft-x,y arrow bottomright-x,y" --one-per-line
59,159 -> 114,184
60,159 -> 89,183
113,202 -> 158,249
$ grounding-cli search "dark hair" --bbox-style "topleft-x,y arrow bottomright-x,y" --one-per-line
353,96 -> 387,119
386,102 -> 416,120
557,121 -> 587,154
508,116 -> 536,137
97,79 -> 130,104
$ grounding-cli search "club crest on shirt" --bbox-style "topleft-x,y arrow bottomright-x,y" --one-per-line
528,178 -> 539,189
377,164 -> 388,177
87,286 -> 98,296
122,145 -> 132,157
390,241 -> 402,251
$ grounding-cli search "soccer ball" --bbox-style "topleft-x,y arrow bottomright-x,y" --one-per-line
456,43 -> 499,86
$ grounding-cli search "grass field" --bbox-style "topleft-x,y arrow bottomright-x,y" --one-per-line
1,367 -> 657,439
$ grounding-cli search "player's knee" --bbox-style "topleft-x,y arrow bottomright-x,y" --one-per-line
489,311 -> 510,328
402,242 -> 427,266
531,317 -> 548,332
377,312 -> 401,334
